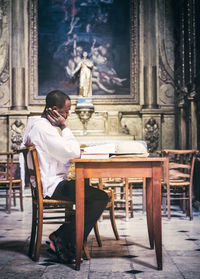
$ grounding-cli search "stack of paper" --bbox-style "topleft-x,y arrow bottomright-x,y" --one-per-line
114,141 -> 149,157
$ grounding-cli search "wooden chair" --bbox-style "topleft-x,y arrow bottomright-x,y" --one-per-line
102,178 -> 134,220
161,149 -> 197,220
19,146 -> 75,261
93,177 -> 146,220
0,152 -> 23,213
90,177 -> 133,221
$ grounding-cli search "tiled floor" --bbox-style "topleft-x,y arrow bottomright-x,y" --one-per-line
0,189 -> 200,279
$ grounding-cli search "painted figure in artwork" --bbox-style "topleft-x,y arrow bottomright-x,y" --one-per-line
72,51 -> 93,97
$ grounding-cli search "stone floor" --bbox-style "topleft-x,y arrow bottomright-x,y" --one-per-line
0,189 -> 200,279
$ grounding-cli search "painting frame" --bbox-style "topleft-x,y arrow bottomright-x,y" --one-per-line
28,0 -> 140,105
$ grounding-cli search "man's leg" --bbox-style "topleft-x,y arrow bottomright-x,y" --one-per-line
84,183 -> 109,239
50,180 -> 109,248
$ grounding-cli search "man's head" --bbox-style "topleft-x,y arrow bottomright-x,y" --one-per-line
45,90 -> 71,120
46,90 -> 70,108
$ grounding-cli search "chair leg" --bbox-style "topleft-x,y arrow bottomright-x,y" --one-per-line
125,178 -> 129,221
182,190 -> 186,213
162,190 -> 167,215
185,198 -> 189,217
94,222 -> 102,247
109,191 -> 119,240
8,184 -> 12,214
167,183 -> 171,219
6,190 -> 8,210
33,207 -> 43,261
83,241 -> 91,260
19,183 -> 24,211
28,203 -> 37,259
189,185 -> 193,220
13,189 -> 16,206
129,183 -> 134,218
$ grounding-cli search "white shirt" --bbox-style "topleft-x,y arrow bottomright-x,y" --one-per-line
23,117 -> 80,198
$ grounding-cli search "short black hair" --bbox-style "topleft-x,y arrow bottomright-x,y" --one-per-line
46,90 -> 70,108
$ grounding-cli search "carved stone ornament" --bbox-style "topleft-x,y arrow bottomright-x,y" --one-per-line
10,120 -> 25,151
120,124 -> 130,135
75,107 -> 94,136
0,0 -> 9,106
159,40 -> 175,105
144,117 -> 159,153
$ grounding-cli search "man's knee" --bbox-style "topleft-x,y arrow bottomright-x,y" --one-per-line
85,185 -> 109,203
95,188 -> 109,205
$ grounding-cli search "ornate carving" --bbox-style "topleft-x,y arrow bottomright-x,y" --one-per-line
0,0 -> 9,105
75,107 -> 94,135
29,0 -> 40,104
173,1 -> 198,104
120,124 -> 130,135
130,0 -> 139,102
159,41 -> 174,86
159,40 -> 175,105
144,118 -> 159,153
0,52 -> 9,86
10,120 -> 25,151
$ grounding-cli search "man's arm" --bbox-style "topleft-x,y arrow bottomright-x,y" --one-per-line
29,112 -> 80,164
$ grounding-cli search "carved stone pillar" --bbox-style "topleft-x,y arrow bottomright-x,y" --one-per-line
11,0 -> 26,110
142,0 -> 158,109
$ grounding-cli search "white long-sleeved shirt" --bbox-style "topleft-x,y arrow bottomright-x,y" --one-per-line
23,117 -> 80,198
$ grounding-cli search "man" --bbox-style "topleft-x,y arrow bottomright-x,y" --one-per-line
23,90 -> 109,263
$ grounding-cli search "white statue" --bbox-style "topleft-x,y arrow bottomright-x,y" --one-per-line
72,51 -> 93,97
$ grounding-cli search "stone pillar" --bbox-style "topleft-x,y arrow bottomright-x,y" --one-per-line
142,0 -> 158,109
189,98 -> 197,149
178,105 -> 187,149
11,0 -> 26,110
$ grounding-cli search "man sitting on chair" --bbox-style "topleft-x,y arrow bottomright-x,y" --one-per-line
23,90 -> 109,263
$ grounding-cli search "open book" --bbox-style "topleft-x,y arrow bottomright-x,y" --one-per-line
80,141 -> 149,159
81,143 -> 115,159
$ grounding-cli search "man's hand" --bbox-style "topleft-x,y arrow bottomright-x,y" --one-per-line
45,108 -> 67,130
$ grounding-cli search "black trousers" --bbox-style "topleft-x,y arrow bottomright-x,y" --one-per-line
51,179 -> 109,247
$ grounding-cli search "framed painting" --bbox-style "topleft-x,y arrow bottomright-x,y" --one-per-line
29,0 -> 139,104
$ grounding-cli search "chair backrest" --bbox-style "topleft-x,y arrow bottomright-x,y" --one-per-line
0,152 -> 14,181
161,149 -> 197,184
19,146 -> 43,205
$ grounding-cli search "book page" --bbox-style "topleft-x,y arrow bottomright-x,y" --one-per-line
82,143 -> 116,154
81,153 -> 110,159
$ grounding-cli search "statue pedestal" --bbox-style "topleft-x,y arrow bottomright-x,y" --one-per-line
75,98 -> 94,135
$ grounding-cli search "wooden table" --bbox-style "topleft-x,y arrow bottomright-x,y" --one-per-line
71,157 -> 165,271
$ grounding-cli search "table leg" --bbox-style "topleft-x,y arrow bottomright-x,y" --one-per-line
75,167 -> 85,270
152,163 -> 162,270
146,177 -> 154,249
